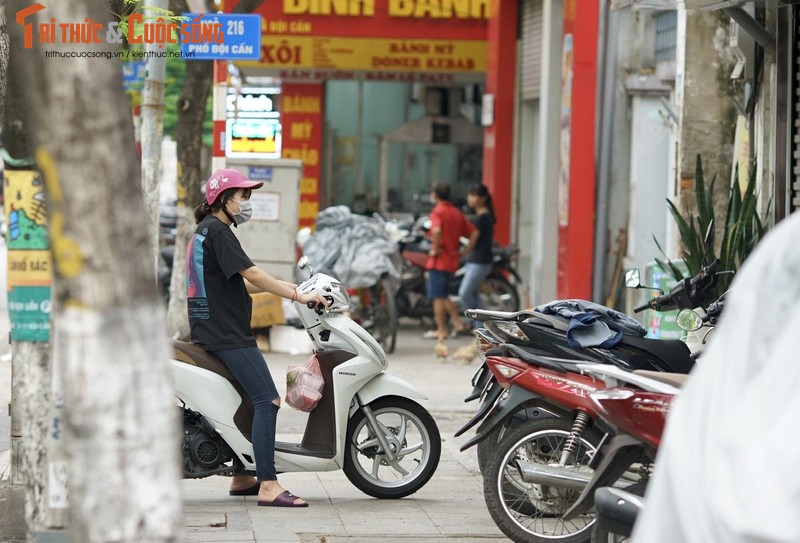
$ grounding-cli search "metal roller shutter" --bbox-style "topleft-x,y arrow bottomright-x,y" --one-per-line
520,0 -> 543,101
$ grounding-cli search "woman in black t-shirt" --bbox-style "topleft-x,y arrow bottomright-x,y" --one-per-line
187,168 -> 327,507
458,184 -> 495,328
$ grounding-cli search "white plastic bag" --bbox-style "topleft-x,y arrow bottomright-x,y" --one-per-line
285,355 -> 324,412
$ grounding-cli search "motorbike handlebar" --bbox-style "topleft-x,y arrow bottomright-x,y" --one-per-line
634,291 -> 673,313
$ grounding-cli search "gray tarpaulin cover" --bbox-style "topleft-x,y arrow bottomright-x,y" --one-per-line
301,206 -> 400,289
632,212 -> 800,543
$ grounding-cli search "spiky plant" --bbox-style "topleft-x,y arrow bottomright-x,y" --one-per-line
654,154 -> 768,296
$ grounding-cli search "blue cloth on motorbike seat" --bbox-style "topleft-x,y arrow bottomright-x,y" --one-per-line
536,299 -> 646,348
566,312 -> 623,349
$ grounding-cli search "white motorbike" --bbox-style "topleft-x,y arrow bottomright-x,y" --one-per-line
170,257 -> 441,498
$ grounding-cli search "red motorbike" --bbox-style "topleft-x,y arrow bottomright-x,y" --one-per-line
477,349 -> 682,543
476,348 -> 608,543
562,364 -> 682,542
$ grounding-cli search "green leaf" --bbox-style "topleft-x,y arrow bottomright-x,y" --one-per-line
658,155 -> 769,299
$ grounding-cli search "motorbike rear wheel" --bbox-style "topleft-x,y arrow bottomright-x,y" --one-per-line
477,407 -> 556,476
484,418 -> 602,543
344,397 -> 441,499
482,276 -> 520,313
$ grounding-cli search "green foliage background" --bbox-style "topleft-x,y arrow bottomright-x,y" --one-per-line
654,154 -> 769,296
125,43 -> 214,148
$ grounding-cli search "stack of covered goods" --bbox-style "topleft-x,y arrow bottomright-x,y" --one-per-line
300,206 -> 401,289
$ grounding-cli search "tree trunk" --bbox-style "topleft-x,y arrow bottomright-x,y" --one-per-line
166,57 -> 212,340
3,25 -> 60,537
165,0 -> 264,340
8,0 -> 182,541
11,343 -> 55,535
140,0 -> 169,275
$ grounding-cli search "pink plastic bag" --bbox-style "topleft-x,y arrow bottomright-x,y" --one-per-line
285,354 -> 324,412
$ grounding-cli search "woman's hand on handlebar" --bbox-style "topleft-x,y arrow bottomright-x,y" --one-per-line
298,291 -> 328,309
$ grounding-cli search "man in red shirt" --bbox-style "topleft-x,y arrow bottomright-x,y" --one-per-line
425,183 -> 479,343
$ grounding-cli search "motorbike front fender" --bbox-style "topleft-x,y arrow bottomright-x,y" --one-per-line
357,372 -> 428,406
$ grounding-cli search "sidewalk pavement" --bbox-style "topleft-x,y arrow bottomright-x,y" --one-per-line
0,324 -> 508,542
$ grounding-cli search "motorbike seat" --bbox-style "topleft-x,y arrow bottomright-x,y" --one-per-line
617,335 -> 693,374
503,343 -> 586,374
172,340 -> 256,441
172,341 -> 238,382
632,369 -> 689,389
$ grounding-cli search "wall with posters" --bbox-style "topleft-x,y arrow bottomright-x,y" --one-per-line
3,170 -> 52,342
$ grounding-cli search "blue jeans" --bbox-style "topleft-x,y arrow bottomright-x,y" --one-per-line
458,263 -> 492,326
427,269 -> 453,299
211,346 -> 280,481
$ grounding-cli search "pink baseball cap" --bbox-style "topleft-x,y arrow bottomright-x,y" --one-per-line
204,168 -> 264,205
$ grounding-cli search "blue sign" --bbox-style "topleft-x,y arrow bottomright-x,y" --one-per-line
122,61 -> 147,91
248,167 -> 273,181
180,13 -> 261,61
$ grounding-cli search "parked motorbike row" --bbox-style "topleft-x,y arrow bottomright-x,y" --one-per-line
456,261 -> 727,542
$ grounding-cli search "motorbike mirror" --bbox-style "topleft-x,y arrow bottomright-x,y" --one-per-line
676,309 -> 703,332
625,269 -> 641,288
625,268 -> 664,294
297,256 -> 314,277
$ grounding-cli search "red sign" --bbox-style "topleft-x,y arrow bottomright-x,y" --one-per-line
230,0 -> 488,80
280,83 -> 324,228
230,0 -> 489,39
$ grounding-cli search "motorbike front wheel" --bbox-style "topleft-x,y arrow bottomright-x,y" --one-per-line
484,417 -> 602,543
344,397 -> 441,499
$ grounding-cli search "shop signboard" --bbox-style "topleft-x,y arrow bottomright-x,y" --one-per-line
232,0 -> 489,82
280,83 -> 324,227
180,13 -> 262,60
226,86 -> 282,158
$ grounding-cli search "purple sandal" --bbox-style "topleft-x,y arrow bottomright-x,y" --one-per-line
257,490 -> 309,508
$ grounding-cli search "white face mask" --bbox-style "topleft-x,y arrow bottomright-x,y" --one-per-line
228,198 -> 253,225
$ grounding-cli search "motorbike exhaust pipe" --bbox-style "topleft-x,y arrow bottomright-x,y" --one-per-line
513,460 -> 592,490
514,460 -> 632,490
